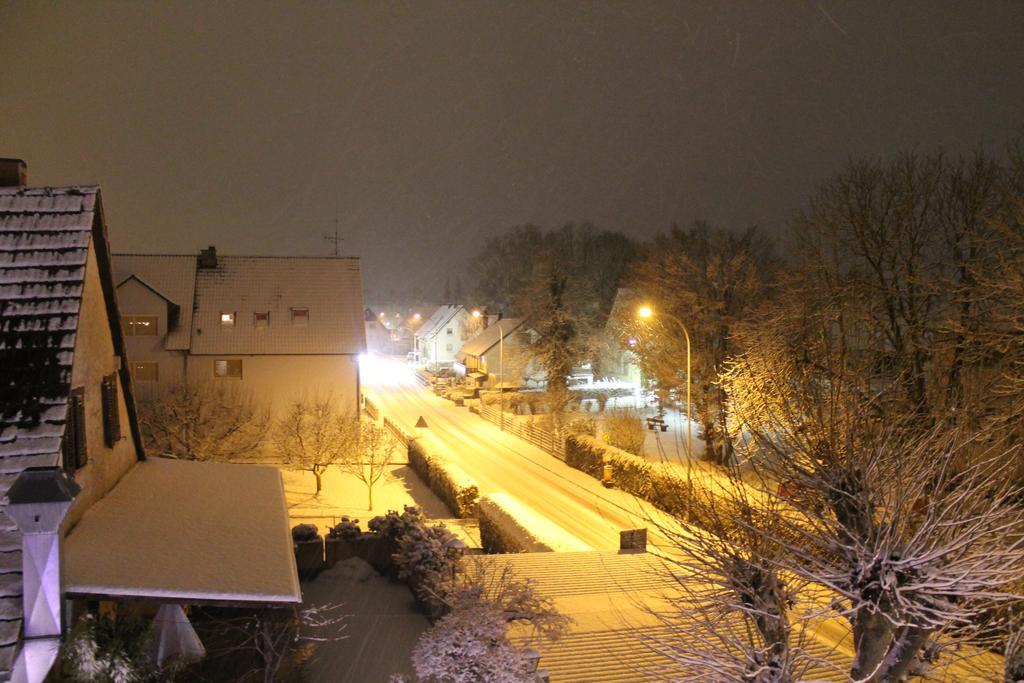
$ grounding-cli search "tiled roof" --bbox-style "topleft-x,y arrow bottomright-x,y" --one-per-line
189,256 -> 366,355
458,318 -> 524,358
416,305 -> 463,341
0,185 -> 100,675
113,254 -> 198,351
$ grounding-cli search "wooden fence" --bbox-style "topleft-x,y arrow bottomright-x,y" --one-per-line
475,403 -> 566,460
383,416 -> 409,448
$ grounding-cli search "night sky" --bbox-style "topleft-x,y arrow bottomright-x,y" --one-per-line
2,2 -> 1023,301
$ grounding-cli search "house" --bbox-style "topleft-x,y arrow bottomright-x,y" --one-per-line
0,174 -> 299,680
602,288 -> 643,385
364,308 -> 393,355
455,318 -> 538,388
113,247 -> 367,414
414,305 -> 473,369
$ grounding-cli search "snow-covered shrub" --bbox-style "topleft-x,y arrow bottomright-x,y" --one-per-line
368,506 -> 422,543
61,612 -> 163,683
411,559 -> 569,683
476,497 -> 553,554
564,414 -> 596,437
564,435 -> 605,478
291,523 -> 319,542
328,516 -> 362,540
412,602 -> 531,683
604,408 -> 646,455
394,519 -> 462,613
408,441 -> 480,518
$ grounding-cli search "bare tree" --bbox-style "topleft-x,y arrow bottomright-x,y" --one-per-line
194,604 -> 346,683
623,222 -> 777,466
336,419 -> 396,510
720,320 -> 1024,681
136,381 -> 269,461
273,395 -> 349,495
647,475 -> 828,683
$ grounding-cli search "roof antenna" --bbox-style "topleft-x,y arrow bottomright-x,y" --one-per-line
323,204 -> 342,256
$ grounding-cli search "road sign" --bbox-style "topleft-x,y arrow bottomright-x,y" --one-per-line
415,416 -> 428,429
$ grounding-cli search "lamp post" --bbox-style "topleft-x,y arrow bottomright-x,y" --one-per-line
637,305 -> 692,461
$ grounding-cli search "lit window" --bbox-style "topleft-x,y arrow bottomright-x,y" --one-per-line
122,315 -> 158,336
214,359 -> 243,378
254,312 -> 270,328
130,362 -> 159,382
291,308 -> 309,325
220,312 -> 236,326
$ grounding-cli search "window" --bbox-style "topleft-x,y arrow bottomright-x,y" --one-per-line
122,315 -> 158,336
214,359 -> 243,379
62,387 -> 87,474
101,373 -> 121,447
220,312 -> 236,326
446,327 -> 453,335
290,308 -> 309,325
446,343 -> 454,352
254,311 -> 270,328
129,361 -> 159,382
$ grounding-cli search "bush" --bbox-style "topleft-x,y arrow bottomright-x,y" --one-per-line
565,435 -> 693,520
476,497 -> 553,554
328,516 -> 362,540
408,441 -> 480,518
291,523 -> 319,542
604,408 -> 646,456
62,611 -> 169,682
564,435 -> 605,478
565,415 -> 596,437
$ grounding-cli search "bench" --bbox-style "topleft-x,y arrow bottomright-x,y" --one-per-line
645,416 -> 669,432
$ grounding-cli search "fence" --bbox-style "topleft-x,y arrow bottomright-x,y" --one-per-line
475,403 -> 566,460
383,415 -> 409,448
364,397 -> 379,420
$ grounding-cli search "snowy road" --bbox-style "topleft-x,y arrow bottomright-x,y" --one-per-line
362,357 -> 683,552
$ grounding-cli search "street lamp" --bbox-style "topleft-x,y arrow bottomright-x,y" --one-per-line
637,305 -> 692,462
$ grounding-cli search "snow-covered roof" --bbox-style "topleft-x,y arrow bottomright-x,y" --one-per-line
457,318 -> 524,359
191,255 -> 365,355
416,305 -> 464,342
0,185 -> 144,675
63,458 -> 301,605
113,254 -> 198,350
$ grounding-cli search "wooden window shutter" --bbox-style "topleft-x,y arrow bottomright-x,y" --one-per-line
102,373 -> 121,447
63,387 -> 87,473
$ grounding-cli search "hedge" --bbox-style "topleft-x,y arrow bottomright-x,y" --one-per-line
476,497 -> 553,554
565,434 -> 692,520
408,440 -> 480,518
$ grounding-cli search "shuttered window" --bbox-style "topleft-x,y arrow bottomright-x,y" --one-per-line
62,387 -> 87,474
101,373 -> 121,447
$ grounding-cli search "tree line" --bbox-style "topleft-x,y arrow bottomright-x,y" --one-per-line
466,146 -> 1024,680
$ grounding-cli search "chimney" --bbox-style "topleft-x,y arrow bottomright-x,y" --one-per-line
5,467 -> 81,639
0,159 -> 27,187
198,245 -> 218,269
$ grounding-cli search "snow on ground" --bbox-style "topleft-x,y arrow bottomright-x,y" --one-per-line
280,463 -> 481,548
300,557 -> 427,682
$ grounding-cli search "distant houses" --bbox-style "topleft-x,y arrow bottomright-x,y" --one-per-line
414,304 -> 473,369
0,174 -> 299,680
113,246 -> 367,414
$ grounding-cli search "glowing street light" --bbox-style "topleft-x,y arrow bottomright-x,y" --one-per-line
637,304 -> 692,462
413,313 -> 421,321
471,309 -> 482,318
